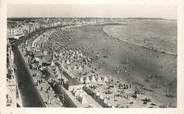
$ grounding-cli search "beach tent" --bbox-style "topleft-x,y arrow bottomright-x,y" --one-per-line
85,77 -> 90,84
100,95 -> 104,100
74,90 -> 81,97
96,92 -> 100,97
35,57 -> 40,62
80,77 -> 84,84
104,98 -> 108,104
51,61 -> 55,66
91,76 -> 96,82
104,76 -> 109,82
81,95 -> 88,104
73,65 -> 77,70
66,59 -> 70,64
78,66 -> 83,70
97,76 -> 102,82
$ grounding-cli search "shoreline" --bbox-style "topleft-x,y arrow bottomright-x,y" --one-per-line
102,25 -> 177,56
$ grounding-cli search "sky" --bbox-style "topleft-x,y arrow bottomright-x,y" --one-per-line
7,4 -> 177,19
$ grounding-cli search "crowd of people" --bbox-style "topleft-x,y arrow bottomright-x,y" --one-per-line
17,20 -> 171,108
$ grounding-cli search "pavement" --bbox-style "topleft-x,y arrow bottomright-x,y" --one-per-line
12,45 -> 45,107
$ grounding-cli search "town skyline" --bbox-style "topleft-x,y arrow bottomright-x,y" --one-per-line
8,4 -> 176,19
